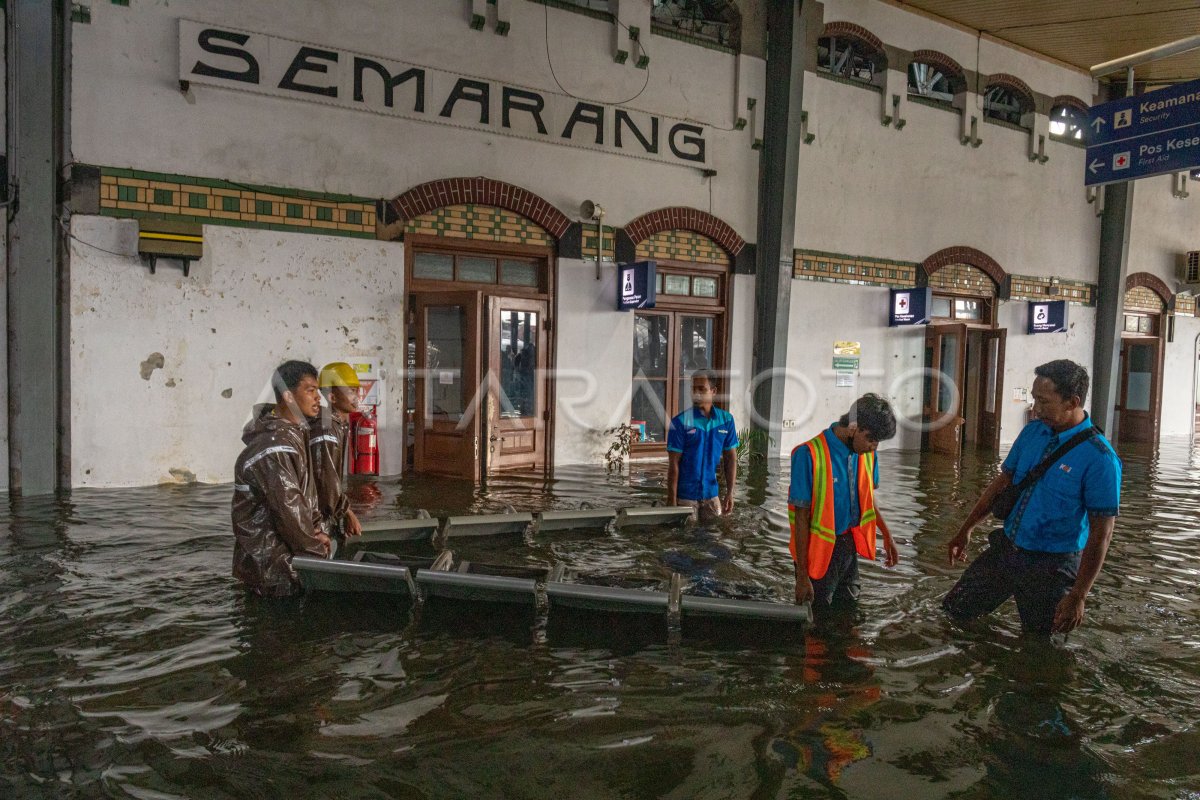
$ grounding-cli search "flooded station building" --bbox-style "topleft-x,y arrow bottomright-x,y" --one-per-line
3,0 -> 1199,491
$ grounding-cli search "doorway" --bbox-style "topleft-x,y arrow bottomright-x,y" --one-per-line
405,242 -> 554,480
1115,309 -> 1164,444
923,323 -> 1006,457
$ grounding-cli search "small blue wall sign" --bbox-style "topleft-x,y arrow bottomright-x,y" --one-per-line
889,287 -> 931,326
1028,300 -> 1068,334
617,261 -> 657,311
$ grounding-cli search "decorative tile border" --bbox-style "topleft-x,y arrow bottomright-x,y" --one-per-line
1009,274 -> 1095,306
636,229 -> 730,266
794,249 -> 918,287
1124,286 -> 1166,313
405,203 -> 554,247
581,226 -> 617,261
1174,295 -> 1197,317
98,167 -> 376,239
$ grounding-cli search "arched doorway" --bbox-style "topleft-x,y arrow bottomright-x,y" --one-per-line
1116,273 -> 1171,444
621,208 -> 744,454
920,247 -> 1008,457
384,178 -> 570,480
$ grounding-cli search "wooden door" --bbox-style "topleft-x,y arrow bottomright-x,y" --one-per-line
1118,337 -> 1162,443
977,328 -> 1007,450
414,291 -> 482,479
485,296 -> 549,474
924,324 -> 968,456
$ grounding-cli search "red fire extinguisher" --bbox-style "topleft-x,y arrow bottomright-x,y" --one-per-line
349,408 -> 379,475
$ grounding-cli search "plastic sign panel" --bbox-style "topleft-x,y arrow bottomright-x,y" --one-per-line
1027,300 -> 1068,334
1085,77 -> 1200,186
617,261 -> 657,311
889,287 -> 931,326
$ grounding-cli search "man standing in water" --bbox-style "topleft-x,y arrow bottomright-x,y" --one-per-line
232,360 -> 330,597
667,371 -> 739,520
789,394 -> 900,617
310,362 -> 363,542
944,360 -> 1122,634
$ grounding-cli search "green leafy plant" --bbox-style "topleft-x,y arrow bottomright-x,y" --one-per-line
603,423 -> 640,473
735,427 -> 774,474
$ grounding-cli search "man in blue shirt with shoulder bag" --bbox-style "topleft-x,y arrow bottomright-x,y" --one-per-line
667,371 -> 739,521
944,360 -> 1122,634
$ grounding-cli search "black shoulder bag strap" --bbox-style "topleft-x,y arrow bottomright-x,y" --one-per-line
992,426 -> 1098,518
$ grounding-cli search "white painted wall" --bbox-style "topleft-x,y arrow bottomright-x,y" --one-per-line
1163,316 -> 1200,437
551,258 -> 634,465
69,216 -> 404,488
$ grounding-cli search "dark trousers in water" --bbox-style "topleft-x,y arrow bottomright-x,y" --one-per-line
811,532 -> 861,618
943,529 -> 1081,634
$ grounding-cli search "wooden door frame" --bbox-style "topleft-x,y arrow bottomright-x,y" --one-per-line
413,290 -> 483,479
1117,332 -> 1165,443
404,234 -> 557,478
976,327 -> 1006,450
484,295 -> 550,475
924,322 -> 969,455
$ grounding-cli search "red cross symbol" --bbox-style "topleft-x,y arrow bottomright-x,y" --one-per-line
899,297 -> 908,309
1116,155 -> 1128,166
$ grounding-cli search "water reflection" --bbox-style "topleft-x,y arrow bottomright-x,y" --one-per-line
1,439 -> 1199,797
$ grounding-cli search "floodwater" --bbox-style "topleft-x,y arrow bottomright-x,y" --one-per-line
2,440 -> 1199,799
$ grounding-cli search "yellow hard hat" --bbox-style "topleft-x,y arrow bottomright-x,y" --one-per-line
318,362 -> 360,389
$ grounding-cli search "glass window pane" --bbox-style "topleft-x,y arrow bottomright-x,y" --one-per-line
1126,344 -> 1154,411
631,379 -> 668,443
655,273 -> 663,294
413,252 -> 454,281
1124,315 -> 1140,333
984,336 -> 999,413
931,296 -> 952,318
500,259 -> 539,287
955,299 -> 981,320
633,315 -> 670,378
692,276 -> 718,298
498,310 -> 538,418
458,256 -> 496,283
426,306 -> 466,419
1138,316 -> 1154,334
664,274 -> 690,295
679,316 -> 714,373
937,333 -> 959,414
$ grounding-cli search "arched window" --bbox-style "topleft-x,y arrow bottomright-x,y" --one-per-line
817,23 -> 887,84
983,77 -> 1034,128
1049,97 -> 1088,141
652,0 -> 741,51
907,51 -> 965,104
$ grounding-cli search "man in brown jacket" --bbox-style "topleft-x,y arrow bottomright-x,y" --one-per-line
232,360 -> 331,597
310,362 -> 363,540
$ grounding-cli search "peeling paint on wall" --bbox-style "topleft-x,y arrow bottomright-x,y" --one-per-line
139,353 -> 165,380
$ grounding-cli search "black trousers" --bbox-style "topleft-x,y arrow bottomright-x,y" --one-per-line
942,529 -> 1081,634
811,532 -> 861,617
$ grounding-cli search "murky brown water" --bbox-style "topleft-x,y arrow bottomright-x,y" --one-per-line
2,440 -> 1199,798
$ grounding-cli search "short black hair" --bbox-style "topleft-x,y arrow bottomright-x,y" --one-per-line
1035,359 -> 1089,404
839,393 -> 897,441
271,360 -> 318,402
691,370 -> 718,389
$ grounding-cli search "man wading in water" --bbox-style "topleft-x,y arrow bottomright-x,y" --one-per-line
231,360 -> 331,597
944,360 -> 1122,634
310,362 -> 364,543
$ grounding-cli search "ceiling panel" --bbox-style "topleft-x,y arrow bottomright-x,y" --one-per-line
894,0 -> 1200,84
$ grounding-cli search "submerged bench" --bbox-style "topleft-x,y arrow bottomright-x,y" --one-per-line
293,555 -> 417,597
415,570 -> 538,606
534,509 -> 618,533
442,512 -> 534,538
545,581 -> 671,615
338,518 -> 441,558
679,594 -> 811,625
616,506 -> 693,529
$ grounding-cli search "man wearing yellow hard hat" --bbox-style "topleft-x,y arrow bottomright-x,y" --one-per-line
309,362 -> 363,540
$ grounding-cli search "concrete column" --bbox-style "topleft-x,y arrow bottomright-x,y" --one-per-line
1091,181 -> 1134,436
6,0 -> 65,495
751,0 -> 807,455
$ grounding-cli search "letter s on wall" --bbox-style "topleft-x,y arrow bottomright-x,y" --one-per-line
192,29 -> 260,84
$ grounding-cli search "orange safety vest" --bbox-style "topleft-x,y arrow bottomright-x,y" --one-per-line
788,433 -> 877,580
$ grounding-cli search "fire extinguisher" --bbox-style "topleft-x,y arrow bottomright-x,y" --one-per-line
349,408 -> 379,475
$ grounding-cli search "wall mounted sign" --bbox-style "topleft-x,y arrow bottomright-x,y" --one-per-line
833,341 -> 861,356
617,261 -> 656,311
889,287 -> 931,326
1027,300 -> 1068,334
1086,76 -> 1200,186
832,356 -> 860,371
179,20 -> 709,167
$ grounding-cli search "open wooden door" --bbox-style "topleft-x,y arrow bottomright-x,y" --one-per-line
977,328 -> 1006,450
484,296 -> 549,475
1118,337 -> 1162,443
414,291 -> 482,479
924,323 -> 967,456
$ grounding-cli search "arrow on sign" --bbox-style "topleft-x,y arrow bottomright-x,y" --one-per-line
1090,117 -> 1105,132
1089,158 -> 1103,175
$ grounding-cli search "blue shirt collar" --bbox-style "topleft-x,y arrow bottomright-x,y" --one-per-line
823,423 -> 852,459
1038,413 -> 1092,443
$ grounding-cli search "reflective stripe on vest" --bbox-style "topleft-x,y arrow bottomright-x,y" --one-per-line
803,436 -> 878,580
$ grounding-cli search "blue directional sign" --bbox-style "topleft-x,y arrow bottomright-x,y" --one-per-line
616,260 -> 656,311
1086,77 -> 1200,186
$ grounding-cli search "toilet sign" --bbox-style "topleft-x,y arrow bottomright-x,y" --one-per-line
1027,300 -> 1068,334
889,287 -> 931,326
616,260 -> 656,311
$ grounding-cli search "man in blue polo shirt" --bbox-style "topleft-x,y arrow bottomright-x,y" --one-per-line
944,359 -> 1122,634
667,371 -> 738,520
